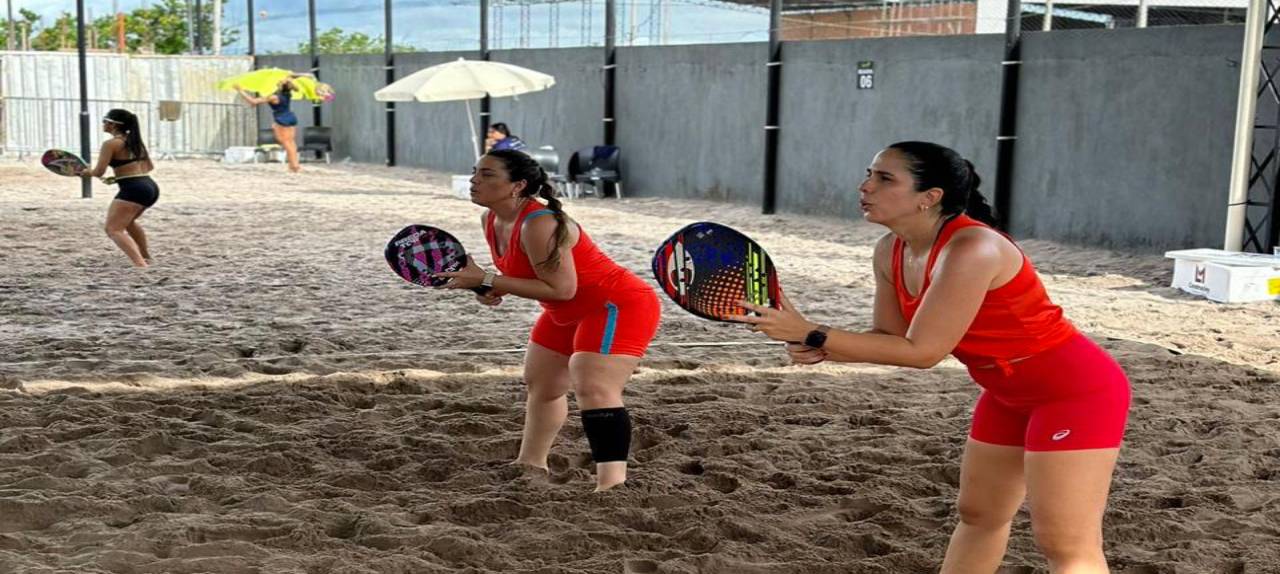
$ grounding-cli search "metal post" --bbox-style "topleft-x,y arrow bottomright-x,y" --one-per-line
1225,0 -> 1267,250
77,0 -> 91,199
1043,0 -> 1053,30
604,0 -> 616,145
762,0 -> 782,214
481,0 -> 491,149
385,0 -> 396,166
1137,0 -> 1150,28
247,0 -> 255,56
993,0 -> 1022,231
8,0 -> 16,51
309,0 -> 321,126
194,0 -> 203,54
213,0 -> 222,54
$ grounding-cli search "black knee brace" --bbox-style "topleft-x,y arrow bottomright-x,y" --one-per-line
581,407 -> 631,463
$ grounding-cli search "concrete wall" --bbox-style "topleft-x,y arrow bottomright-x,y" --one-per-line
319,54 -> 387,163
777,34 -> 1003,220
256,23 -> 1244,250
616,43 -> 768,203
1011,25 -> 1242,250
490,47 -> 602,173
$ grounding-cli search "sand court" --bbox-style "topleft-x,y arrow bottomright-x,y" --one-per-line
1,158 -> 1278,573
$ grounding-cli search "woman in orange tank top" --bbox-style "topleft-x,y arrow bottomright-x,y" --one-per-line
436,150 -> 661,492
736,142 -> 1130,573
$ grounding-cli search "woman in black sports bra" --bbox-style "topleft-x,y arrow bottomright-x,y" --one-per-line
79,108 -> 157,267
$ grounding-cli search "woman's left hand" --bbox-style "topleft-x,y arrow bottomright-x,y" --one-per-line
432,256 -> 486,290
728,292 -> 816,343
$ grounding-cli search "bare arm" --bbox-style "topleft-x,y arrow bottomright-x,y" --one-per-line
741,229 -> 1006,369
436,212 -> 579,302
234,86 -> 274,106
489,215 -> 578,301
82,140 -> 121,178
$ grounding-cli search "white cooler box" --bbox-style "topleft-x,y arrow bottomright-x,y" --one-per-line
222,146 -> 259,164
1164,248 -> 1280,303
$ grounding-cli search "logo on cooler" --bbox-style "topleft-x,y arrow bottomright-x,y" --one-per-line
1051,429 -> 1071,441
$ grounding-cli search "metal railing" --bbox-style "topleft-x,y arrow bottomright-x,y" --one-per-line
0,97 -> 256,157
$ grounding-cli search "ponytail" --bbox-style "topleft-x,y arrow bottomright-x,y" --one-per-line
960,160 -> 997,228
485,149 -> 570,269
533,166 -> 569,269
105,108 -> 148,161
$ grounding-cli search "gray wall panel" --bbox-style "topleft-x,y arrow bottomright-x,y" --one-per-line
1012,25 -> 1241,250
615,43 -> 768,203
777,35 -> 1003,221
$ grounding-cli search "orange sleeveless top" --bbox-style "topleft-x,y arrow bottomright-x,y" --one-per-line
485,200 -> 638,324
892,215 -> 1077,367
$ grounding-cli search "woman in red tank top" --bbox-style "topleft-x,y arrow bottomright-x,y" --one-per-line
436,150 -> 661,492
736,142 -> 1130,573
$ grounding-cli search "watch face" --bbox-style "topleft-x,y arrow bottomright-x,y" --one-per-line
805,330 -> 827,348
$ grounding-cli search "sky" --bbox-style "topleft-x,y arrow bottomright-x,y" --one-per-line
10,0 -> 770,53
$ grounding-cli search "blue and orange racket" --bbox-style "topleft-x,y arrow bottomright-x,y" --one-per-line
652,221 -> 781,322
385,225 -> 491,295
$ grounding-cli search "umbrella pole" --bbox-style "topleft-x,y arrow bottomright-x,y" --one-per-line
466,99 -> 481,161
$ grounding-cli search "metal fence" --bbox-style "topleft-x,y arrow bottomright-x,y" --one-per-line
0,97 -> 255,157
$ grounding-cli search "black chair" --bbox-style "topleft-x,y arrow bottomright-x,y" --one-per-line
572,145 -> 622,199
528,145 -> 560,178
257,127 -> 278,146
301,126 -> 332,164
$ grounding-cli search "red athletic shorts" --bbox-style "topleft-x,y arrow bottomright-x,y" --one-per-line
530,284 -> 661,358
966,333 -> 1131,451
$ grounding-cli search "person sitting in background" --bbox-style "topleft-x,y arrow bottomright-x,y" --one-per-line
485,122 -> 528,152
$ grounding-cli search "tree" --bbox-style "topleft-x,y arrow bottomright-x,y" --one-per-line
0,9 -> 41,49
292,27 -> 414,54
26,1 -> 238,55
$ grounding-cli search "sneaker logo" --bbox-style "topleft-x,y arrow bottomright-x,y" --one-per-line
1051,429 -> 1071,441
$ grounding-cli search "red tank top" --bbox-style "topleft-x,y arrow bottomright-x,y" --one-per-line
892,215 -> 1077,367
485,200 -> 640,324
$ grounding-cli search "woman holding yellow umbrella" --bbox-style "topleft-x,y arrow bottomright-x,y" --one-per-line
234,75 -> 304,172
220,68 -> 332,173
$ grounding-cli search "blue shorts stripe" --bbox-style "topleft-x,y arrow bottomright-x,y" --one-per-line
600,302 -> 619,355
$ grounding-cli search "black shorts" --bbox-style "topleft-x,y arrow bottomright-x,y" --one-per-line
114,176 -> 159,209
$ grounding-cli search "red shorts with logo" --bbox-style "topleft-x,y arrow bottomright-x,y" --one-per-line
530,283 -> 661,358
966,333 -> 1131,452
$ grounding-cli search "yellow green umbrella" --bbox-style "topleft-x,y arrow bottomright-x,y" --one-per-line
217,68 -> 334,102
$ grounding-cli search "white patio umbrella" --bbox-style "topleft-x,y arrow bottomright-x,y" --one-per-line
374,58 -> 556,160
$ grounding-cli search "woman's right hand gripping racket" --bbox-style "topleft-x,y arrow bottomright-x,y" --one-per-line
651,221 -> 782,322
385,225 -> 492,295
41,149 -> 117,184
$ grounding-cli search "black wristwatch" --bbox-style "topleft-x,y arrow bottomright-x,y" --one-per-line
803,325 -> 831,349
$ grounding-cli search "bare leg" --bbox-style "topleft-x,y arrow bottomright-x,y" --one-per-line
941,439 -> 1027,573
274,124 -> 301,172
126,218 -> 151,262
515,343 -> 572,470
1026,448 -> 1120,573
105,200 -> 148,267
569,352 -> 641,491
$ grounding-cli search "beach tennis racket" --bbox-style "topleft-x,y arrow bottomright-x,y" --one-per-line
40,149 -> 118,185
385,225 -> 491,295
41,149 -> 88,177
652,221 -> 781,322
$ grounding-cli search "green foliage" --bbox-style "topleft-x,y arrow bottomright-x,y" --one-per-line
22,0 -> 238,55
